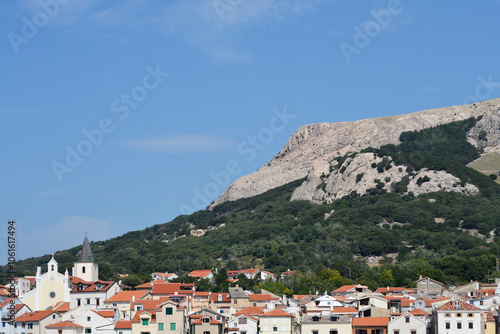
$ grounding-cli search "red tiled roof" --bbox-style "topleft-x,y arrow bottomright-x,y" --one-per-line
333,284 -> 367,293
71,280 -> 116,293
410,309 -> 430,316
131,298 -> 169,311
132,311 -> 156,323
436,300 -> 482,311
188,270 -> 213,278
485,311 -> 496,322
331,307 -> 357,314
105,290 -> 146,302
0,298 -> 15,308
46,321 -> 83,328
194,292 -> 211,296
115,321 -> 132,329
52,301 -> 70,312
96,310 -> 115,318
260,309 -> 293,317
15,310 -> 55,322
352,317 -> 390,327
152,283 -> 194,295
376,287 -> 405,293
248,294 -> 279,302
135,279 -> 166,289
281,271 -> 296,276
210,293 -> 231,302
234,306 -> 265,316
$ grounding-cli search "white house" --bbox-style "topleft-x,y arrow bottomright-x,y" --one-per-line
228,314 -> 259,334
433,299 -> 483,334
388,312 -> 427,334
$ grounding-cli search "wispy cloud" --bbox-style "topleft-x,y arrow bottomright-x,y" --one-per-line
121,135 -> 237,153
17,0 -> 320,63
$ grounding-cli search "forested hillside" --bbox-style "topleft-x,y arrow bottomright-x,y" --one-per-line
4,117 -> 500,293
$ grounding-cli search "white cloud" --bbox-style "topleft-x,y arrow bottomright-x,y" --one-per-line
122,135 -> 237,153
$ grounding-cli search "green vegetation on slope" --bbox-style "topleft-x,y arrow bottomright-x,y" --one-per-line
3,117 -> 500,292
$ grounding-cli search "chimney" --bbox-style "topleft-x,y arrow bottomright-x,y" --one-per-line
387,286 -> 389,291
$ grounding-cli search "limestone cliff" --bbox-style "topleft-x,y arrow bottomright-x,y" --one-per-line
212,98 -> 500,207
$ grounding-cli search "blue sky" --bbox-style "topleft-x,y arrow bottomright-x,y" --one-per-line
1,0 -> 500,264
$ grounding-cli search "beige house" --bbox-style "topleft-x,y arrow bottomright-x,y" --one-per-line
189,309 -> 226,334
14,310 -> 62,334
259,309 -> 296,334
191,292 -> 211,313
416,277 -> 446,298
155,301 -> 186,334
300,313 -> 352,334
104,291 -> 148,320
131,311 -> 157,334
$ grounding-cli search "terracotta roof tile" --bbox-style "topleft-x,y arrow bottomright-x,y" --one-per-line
115,321 -> 132,329
46,321 -> 83,328
352,317 -> 390,327
105,290 -> 146,302
436,300 -> 482,311
15,310 -> 55,322
260,309 -> 293,317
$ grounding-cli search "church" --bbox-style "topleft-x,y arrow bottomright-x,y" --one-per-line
19,235 -> 100,311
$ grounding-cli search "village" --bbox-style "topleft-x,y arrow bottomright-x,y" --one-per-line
1,237 -> 499,334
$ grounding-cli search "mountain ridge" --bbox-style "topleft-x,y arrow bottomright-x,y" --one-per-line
212,98 -> 500,207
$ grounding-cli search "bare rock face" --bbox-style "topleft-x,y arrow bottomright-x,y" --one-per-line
212,98 -> 500,207
290,153 -> 479,203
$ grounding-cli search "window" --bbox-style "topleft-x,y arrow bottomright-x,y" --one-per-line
239,318 -> 247,324
112,303 -> 117,307
77,299 -> 81,307
445,323 -> 450,329
312,331 -> 318,334
96,298 -> 100,306
53,315 -> 56,319
393,331 -> 399,334
87,317 -> 91,322
3,322 -> 5,327
422,281 -> 426,284
330,316 -> 338,322
312,316 -> 320,322
203,332 -> 210,334
468,313 -> 473,317
410,331 -> 416,334
51,265 -> 55,271
469,323 -> 473,329
457,322 -> 462,329
273,327 -> 277,332
170,323 -> 176,330
165,308 -> 173,315
137,306 -> 143,311
445,313 -> 450,317
142,319 -> 149,326
405,317 -> 410,323
202,318 -> 210,323
329,331 -> 338,334
50,292 -> 56,298
480,301 -> 484,306
429,280 -> 433,285
85,329 -> 91,334
196,297 -> 201,302
82,267 -> 86,274
457,313 -> 461,317
86,299 -> 91,305
158,323 -> 164,331
28,323 -> 33,330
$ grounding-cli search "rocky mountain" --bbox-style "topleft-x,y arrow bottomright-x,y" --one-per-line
212,99 -> 500,207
